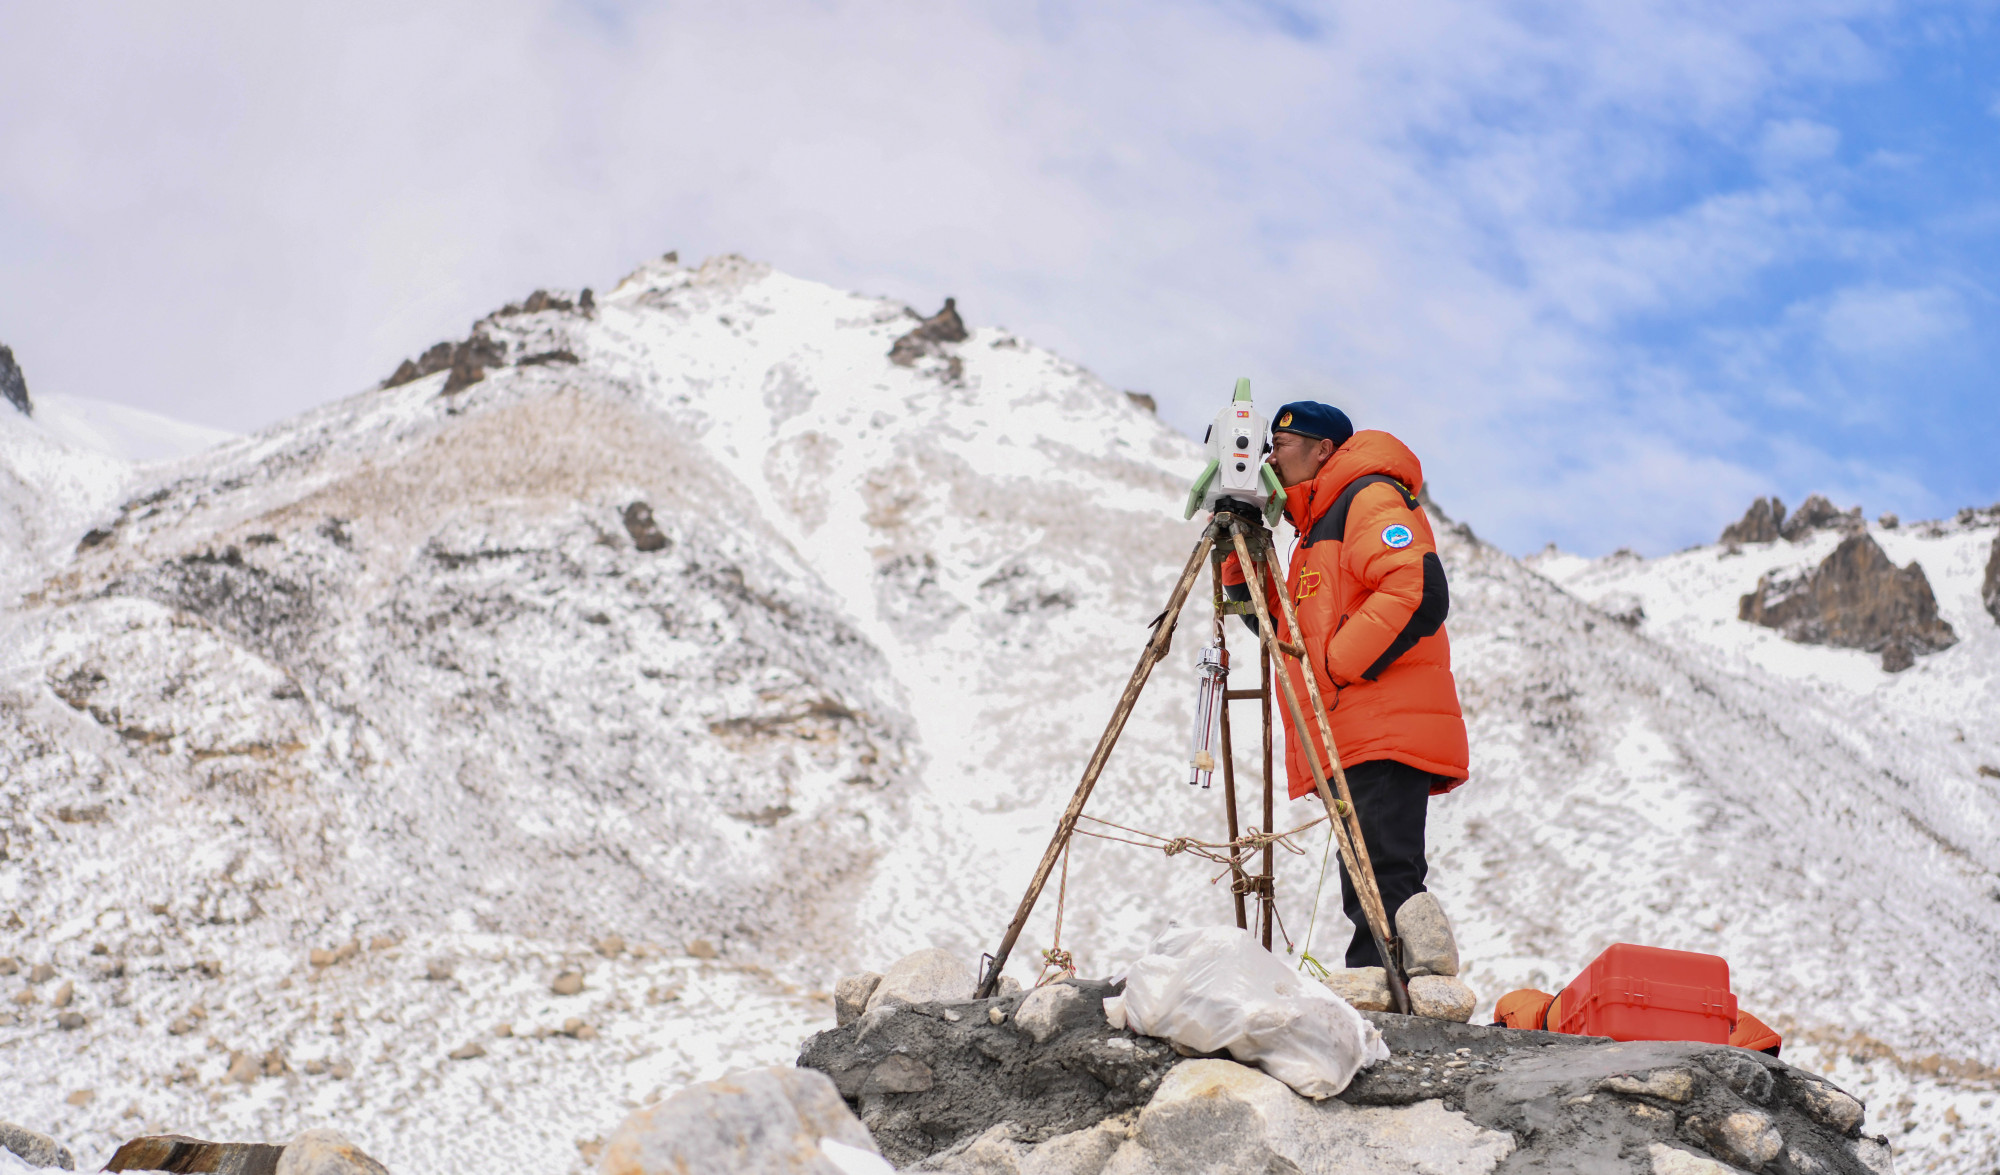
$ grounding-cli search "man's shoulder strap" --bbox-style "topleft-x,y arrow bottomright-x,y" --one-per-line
1302,473 -> 1418,547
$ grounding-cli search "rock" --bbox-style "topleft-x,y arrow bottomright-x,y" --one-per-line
1081,1058 -> 1516,1175
889,298 -> 970,367
834,972 -> 882,1027
448,1042 -> 486,1060
1319,967 -> 1391,1012
1395,893 -> 1459,977
1683,1109 -> 1783,1170
27,963 -> 54,984
1851,1135 -> 1894,1174
425,958 -> 454,982
686,938 -> 719,960
1406,975 -> 1475,1022
1648,1142 -> 1742,1175
1721,497 -> 1786,544
988,1006 -> 1006,1025
0,345 -> 29,416
274,1129 -> 391,1175
597,935 -> 626,957
106,1136 -> 285,1173
368,935 -> 399,951
56,1012 -> 85,1031
863,1054 -> 934,1094
226,1052 -> 262,1083
1014,981 -> 1093,1044
0,1121 -> 75,1170
311,940 -> 360,968
61,1092 -> 89,1108
1984,532 -> 2000,626
1739,534 -> 1957,671
1602,1068 -> 1697,1103
621,503 -> 668,552
1780,494 -> 1861,540
551,969 -> 584,996
598,1066 -> 883,1175
863,948 -> 974,1012
50,981 -> 73,1008
1877,512 -> 1899,530
0,957 -> 14,976
383,329 -> 505,394
1792,1078 -> 1864,1135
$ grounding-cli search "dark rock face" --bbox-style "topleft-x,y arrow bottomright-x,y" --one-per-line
797,979 -> 1177,1166
104,1135 -> 284,1174
1779,494 -> 1862,541
1721,497 -> 1785,544
1984,532 -> 2000,626
1740,534 -> 1956,671
801,992 -> 1882,1173
622,502 -> 668,552
0,344 -> 30,415
383,330 -> 508,394
890,298 -> 970,369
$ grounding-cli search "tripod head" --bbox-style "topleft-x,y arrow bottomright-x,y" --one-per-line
1185,378 -> 1286,526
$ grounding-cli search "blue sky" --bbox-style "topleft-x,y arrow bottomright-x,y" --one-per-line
1,0 -> 1995,555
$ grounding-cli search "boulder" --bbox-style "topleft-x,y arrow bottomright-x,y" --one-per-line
1720,497 -> 1785,545
1014,981 -> 1091,1045
598,1066 -> 884,1175
0,1122 -> 73,1170
1739,533 -> 1956,671
273,1129 -> 391,1175
0,345 -> 28,416
1395,892 -> 1459,977
864,948 -> 973,1012
834,972 -> 882,1027
1406,976 -> 1475,1022
1984,531 -> 2000,626
1319,968 -> 1390,1012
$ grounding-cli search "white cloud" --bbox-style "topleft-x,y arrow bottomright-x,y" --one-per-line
1819,285 -> 1969,356
0,0 -> 1954,555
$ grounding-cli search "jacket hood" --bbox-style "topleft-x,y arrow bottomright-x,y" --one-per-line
1283,430 -> 1425,531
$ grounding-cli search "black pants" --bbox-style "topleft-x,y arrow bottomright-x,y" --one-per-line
1336,758 -> 1436,969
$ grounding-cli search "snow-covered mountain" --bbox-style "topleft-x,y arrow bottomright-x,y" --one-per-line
1,255 -> 1995,1173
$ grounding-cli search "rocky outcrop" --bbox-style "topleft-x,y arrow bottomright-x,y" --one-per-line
0,344 -> 28,416
1721,497 -> 1785,545
865,947 -> 975,1012
599,1066 -> 887,1175
1985,531 -> 2000,626
382,330 -> 507,394
0,1121 -> 74,1170
1740,533 -> 1956,671
816,994 -> 1887,1174
381,288 -> 592,392
104,1135 -> 289,1173
1780,494 -> 1863,541
890,299 -> 969,376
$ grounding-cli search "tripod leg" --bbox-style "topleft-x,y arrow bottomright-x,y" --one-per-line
975,527 -> 1219,998
1214,560 -> 1248,931
1260,641 -> 1275,951
1226,523 -> 1411,1014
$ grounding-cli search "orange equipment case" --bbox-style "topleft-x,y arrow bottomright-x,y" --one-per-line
1553,943 -> 1738,1044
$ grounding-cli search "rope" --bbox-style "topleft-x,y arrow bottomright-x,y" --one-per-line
1072,812 -> 1325,873
1297,821 -> 1337,971
1036,839 -> 1077,988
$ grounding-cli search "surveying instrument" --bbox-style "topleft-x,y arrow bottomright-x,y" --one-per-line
972,378 -> 1414,1014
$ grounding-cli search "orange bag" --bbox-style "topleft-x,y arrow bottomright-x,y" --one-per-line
1730,1011 -> 1783,1057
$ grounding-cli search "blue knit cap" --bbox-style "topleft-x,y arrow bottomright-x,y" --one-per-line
1271,401 -> 1353,448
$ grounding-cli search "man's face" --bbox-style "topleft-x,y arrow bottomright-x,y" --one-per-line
1270,430 -> 1336,488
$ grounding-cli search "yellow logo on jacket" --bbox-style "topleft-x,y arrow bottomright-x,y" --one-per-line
1295,570 -> 1322,601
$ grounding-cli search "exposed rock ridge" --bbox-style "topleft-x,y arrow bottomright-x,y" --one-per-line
1720,495 -> 1866,546
1739,532 -> 1957,671
890,298 -> 969,380
381,287 -> 593,393
0,343 -> 29,415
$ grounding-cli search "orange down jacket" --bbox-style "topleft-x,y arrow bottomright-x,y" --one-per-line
1222,430 -> 1469,800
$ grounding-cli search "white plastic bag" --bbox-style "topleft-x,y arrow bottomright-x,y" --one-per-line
1121,923 -> 1389,1099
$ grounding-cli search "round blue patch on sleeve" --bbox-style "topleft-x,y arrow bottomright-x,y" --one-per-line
1381,524 -> 1414,549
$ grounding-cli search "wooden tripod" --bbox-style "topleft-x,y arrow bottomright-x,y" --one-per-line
973,507 -> 1412,1013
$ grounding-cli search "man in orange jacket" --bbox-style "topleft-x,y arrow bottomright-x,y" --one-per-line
1221,401 -> 1469,970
